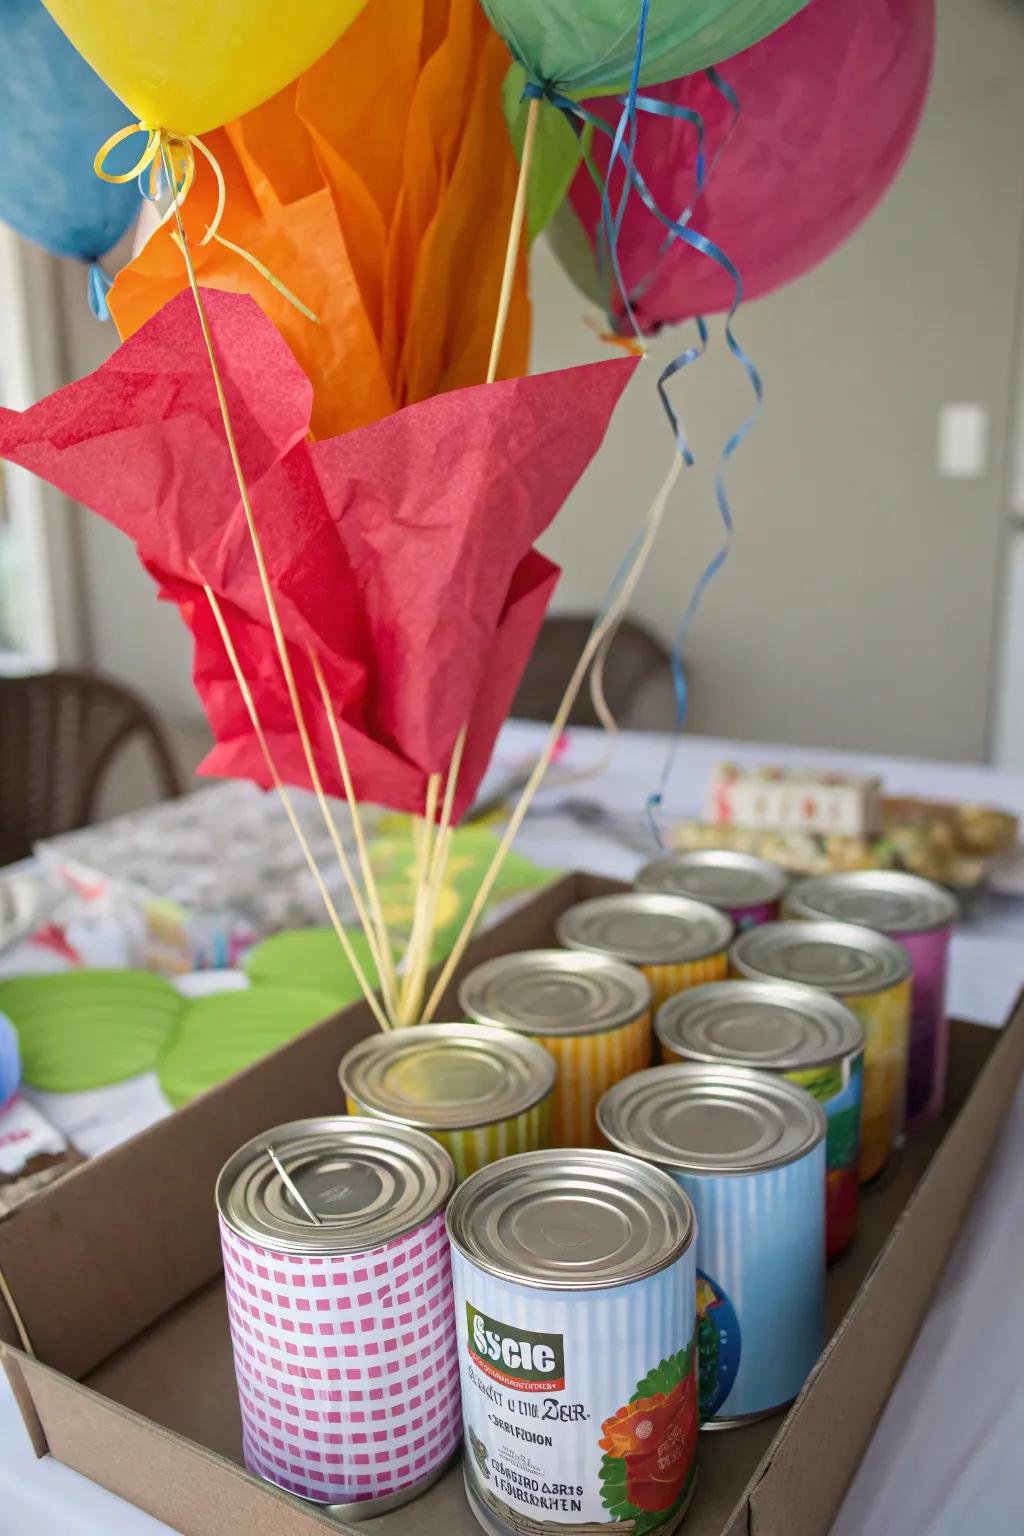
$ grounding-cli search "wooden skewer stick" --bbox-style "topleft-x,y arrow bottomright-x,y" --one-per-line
202,585 -> 391,1033
398,774 -> 441,1024
421,452 -> 682,1023
405,727 -> 467,1022
486,94 -> 540,386
309,650 -> 398,1017
164,148 -> 389,1014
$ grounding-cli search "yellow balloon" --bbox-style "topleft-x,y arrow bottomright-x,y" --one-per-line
40,0 -> 368,137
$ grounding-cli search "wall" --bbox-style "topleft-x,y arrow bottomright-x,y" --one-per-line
55,0 -> 1024,766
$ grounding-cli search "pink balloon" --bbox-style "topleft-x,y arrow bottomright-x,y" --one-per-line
566,0 -> 935,332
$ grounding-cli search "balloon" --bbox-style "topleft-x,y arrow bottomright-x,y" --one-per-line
479,0 -> 813,95
555,0 -> 934,331
39,0 -> 368,137
0,0 -> 138,284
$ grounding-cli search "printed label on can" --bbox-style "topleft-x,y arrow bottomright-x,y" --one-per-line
786,1058 -> 862,1262
695,1271 -> 741,1420
452,1260 -> 697,1536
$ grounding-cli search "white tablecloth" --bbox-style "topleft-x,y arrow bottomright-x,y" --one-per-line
3,723 -> 1024,1535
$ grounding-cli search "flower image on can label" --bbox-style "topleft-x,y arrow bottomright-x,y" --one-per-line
785,872 -> 957,1130
447,1149 -> 698,1536
216,1117 -> 460,1514
557,893 -> 733,1011
340,1023 -> 556,1180
598,1065 -> 826,1427
459,950 -> 653,1147
655,980 -> 864,1262
729,921 -> 911,1184
636,852 -> 786,936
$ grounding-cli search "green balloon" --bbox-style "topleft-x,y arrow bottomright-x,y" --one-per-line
157,987 -> 338,1107
502,64 -> 587,239
0,969 -> 183,1092
481,0 -> 812,96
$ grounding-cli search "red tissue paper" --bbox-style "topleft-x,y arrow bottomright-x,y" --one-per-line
0,290 -> 636,815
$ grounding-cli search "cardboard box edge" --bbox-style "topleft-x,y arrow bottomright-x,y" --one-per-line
741,985 -> 1024,1533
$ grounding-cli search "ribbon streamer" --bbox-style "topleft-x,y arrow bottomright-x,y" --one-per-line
94,122 -> 318,322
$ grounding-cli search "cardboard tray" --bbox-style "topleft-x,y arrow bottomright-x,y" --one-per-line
3,872 -> 1024,1536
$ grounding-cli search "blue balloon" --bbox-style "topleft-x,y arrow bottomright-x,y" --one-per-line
0,0 -> 140,315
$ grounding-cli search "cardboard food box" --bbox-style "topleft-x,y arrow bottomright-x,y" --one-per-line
2,873 -> 1023,1536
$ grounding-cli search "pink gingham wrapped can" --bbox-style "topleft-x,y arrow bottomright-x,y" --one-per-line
786,872 -> 958,1129
217,1117 -> 460,1518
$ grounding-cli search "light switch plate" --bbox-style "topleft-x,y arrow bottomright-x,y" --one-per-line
937,402 -> 988,480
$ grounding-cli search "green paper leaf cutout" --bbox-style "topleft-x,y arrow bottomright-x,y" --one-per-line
157,987 -> 337,1107
545,195 -> 609,310
242,927 -> 378,1003
0,970 -> 183,1092
503,64 -> 586,242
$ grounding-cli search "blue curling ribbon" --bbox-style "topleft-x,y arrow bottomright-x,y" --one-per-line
523,39 -> 761,825
87,262 -> 113,321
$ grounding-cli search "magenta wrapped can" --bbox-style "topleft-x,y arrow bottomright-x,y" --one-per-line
786,872 -> 958,1128
636,849 -> 787,932
216,1117 -> 460,1517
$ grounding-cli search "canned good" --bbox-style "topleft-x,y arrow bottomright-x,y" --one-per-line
216,1117 -> 460,1515
636,851 -> 786,932
598,1065 -> 826,1428
340,1023 -> 555,1181
447,1148 -> 699,1536
557,893 -> 733,1010
459,950 -> 652,1147
785,871 -> 958,1129
655,981 -> 864,1261
730,921 -> 911,1184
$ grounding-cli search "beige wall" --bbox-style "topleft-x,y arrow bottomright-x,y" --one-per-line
56,0 -> 1024,765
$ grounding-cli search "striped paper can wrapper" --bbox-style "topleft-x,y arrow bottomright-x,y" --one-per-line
447,1150 -> 698,1536
598,1065 -> 827,1428
459,951 -> 654,1148
345,1092 -> 551,1180
217,1118 -> 461,1514
534,1010 -> 651,1147
340,1023 -> 556,1182
842,978 -> 912,1182
640,953 -> 729,1010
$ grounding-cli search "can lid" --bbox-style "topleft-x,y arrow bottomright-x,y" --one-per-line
730,919 -> 910,994
556,892 -> 733,966
636,850 -> 787,910
598,1064 -> 826,1175
459,949 -> 651,1037
215,1117 -> 455,1254
656,979 -> 864,1071
339,1022 -> 556,1131
786,870 -> 958,935
446,1147 -> 695,1290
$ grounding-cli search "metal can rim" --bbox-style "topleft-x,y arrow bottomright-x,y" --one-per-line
785,869 -> 959,934
635,849 -> 788,908
445,1146 -> 697,1290
597,1062 -> 828,1176
215,1116 -> 455,1255
458,947 -> 652,1037
339,1021 -> 557,1131
556,892 -> 734,965
730,918 -> 912,994
655,979 -> 865,1072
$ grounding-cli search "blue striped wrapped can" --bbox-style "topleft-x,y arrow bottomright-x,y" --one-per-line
599,1063 -> 827,1427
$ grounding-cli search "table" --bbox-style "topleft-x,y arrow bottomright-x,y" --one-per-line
3,723 -> 1024,1535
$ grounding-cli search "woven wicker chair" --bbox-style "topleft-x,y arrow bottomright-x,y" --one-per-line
512,615 -> 675,730
0,670 -> 184,865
